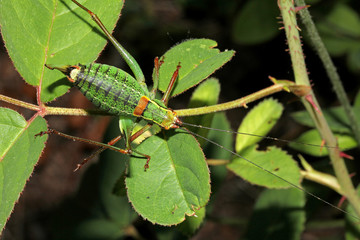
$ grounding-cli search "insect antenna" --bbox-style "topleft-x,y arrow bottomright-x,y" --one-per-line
179,125 -> 360,221
180,121 -> 337,149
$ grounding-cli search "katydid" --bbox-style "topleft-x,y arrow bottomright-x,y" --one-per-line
42,61 -> 182,170
38,0 -> 358,221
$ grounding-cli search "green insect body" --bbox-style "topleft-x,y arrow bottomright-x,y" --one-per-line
48,63 -> 181,129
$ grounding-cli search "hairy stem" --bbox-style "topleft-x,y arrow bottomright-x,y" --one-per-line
0,94 -> 40,111
279,0 -> 360,217
0,94 -> 109,117
176,80 -> 296,117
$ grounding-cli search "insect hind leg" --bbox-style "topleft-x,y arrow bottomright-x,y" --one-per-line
36,129 -> 132,170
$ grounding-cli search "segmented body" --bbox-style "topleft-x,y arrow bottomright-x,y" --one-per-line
66,63 -> 179,129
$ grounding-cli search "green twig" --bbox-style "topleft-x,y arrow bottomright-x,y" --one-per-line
0,93 -> 109,117
279,0 -> 360,217
176,80 -> 297,117
0,94 -> 40,111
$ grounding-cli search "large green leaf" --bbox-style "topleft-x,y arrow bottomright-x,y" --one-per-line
0,108 -> 47,233
158,39 -> 235,97
126,129 -> 210,225
0,0 -> 123,102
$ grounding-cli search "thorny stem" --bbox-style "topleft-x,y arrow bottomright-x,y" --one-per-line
295,0 -> 360,151
279,0 -> 360,217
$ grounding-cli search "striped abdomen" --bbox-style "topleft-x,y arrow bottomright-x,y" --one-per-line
67,63 -> 179,129
74,64 -> 144,116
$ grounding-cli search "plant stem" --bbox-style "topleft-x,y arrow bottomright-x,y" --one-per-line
295,0 -> 360,150
45,107 -> 109,116
279,0 -> 360,217
0,94 -> 40,111
176,80 -> 295,117
0,94 -> 109,117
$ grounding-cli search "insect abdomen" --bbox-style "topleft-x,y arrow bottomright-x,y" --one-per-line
74,64 -> 145,116
70,63 -> 177,128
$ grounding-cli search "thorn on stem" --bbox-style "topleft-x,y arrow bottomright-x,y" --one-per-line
339,151 -> 354,160
294,5 -> 310,13
305,94 -> 321,114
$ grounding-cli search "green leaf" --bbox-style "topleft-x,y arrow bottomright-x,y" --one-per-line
126,129 -> 210,226
228,146 -> 301,189
97,145 -> 137,226
347,48 -> 360,75
232,0 -> 279,45
205,112 -> 233,160
49,119 -> 136,239
292,106 -> 360,135
354,89 -> 360,107
74,218 -> 125,239
236,98 -> 283,153
0,0 -> 123,102
245,188 -> 305,240
345,184 -> 360,239
0,108 -> 47,232
158,39 -> 235,97
317,3 -> 360,56
177,207 -> 206,236
289,129 -> 357,156
228,99 -> 297,189
185,78 -> 220,145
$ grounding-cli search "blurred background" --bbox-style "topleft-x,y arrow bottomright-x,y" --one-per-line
1,0 -> 360,239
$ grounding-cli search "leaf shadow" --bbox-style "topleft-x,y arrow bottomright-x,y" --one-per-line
60,0 -> 109,41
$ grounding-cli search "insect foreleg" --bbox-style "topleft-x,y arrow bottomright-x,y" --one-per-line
150,57 -> 164,99
161,63 -> 181,105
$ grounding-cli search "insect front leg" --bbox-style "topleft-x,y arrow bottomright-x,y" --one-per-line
150,56 -> 165,99
161,63 -> 181,105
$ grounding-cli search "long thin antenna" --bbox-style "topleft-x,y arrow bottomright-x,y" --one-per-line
181,127 -> 360,221
181,121 -> 337,149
